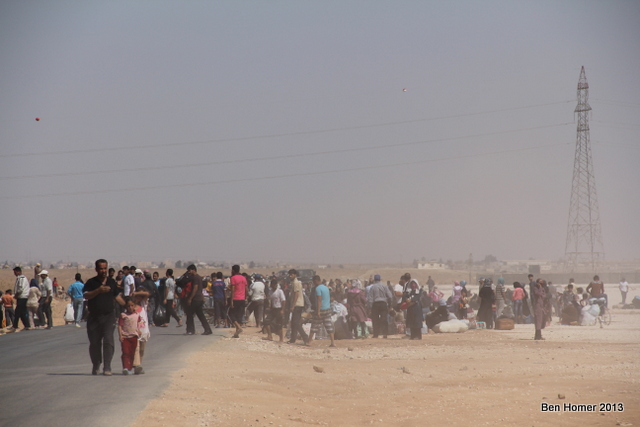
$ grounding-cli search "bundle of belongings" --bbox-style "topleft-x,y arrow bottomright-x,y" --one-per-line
580,303 -> 601,326
426,302 -> 469,333
432,319 -> 469,333
495,305 -> 515,330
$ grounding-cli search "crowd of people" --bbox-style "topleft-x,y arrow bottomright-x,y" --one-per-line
1,260 -> 630,374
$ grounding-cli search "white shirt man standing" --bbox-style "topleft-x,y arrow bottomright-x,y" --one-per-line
38,270 -> 54,329
247,276 -> 266,328
123,269 -> 135,297
619,279 -> 629,305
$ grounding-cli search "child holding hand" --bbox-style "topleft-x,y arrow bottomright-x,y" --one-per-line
118,297 -> 143,375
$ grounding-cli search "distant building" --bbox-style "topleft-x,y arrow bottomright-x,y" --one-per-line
416,262 -> 448,270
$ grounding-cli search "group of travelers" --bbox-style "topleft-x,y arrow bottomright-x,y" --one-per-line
2,265 -> 54,332
2,260 -> 630,374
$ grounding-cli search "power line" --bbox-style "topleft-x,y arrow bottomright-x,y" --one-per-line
0,122 -> 573,181
592,120 -> 640,128
592,141 -> 640,149
591,98 -> 640,108
0,100 -> 572,159
0,142 -> 566,200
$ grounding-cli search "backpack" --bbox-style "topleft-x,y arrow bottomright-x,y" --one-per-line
176,275 -> 193,299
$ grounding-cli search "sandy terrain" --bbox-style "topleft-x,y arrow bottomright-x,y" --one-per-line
3,267 -> 639,427
135,310 -> 639,427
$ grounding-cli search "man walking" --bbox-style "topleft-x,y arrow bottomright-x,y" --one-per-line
8,267 -> 30,332
162,269 -> 182,327
247,275 -> 266,328
287,269 -> 308,345
37,270 -> 54,329
123,266 -> 135,297
184,265 -> 212,336
367,274 -> 393,338
83,259 -> 120,376
67,273 -> 85,327
229,265 -> 247,338
307,275 -> 335,347
210,272 -> 226,328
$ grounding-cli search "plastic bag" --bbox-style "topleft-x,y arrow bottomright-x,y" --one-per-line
153,304 -> 167,326
64,303 -> 75,322
580,306 -> 597,326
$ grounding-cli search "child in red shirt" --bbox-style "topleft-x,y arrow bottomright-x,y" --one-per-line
118,298 -> 143,375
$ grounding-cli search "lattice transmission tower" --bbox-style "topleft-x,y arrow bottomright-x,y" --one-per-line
564,66 -> 604,272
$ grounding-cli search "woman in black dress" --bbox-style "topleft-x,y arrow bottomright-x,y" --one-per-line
477,278 -> 495,329
403,280 -> 424,340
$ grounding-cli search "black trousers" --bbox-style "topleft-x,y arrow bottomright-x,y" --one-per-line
37,297 -> 53,328
247,299 -> 264,327
213,298 -> 226,322
13,298 -> 30,329
87,312 -> 116,372
4,306 -> 14,327
371,301 -> 389,337
164,299 -> 181,324
185,299 -> 212,334
289,306 -> 308,343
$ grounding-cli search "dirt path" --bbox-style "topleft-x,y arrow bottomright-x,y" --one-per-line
135,310 -> 639,427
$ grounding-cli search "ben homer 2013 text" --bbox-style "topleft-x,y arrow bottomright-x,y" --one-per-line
541,402 -> 624,412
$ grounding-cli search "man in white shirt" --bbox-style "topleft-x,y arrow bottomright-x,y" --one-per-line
619,278 -> 629,305
37,270 -> 54,329
123,268 -> 135,297
393,280 -> 404,310
247,275 -> 266,328
8,266 -> 31,331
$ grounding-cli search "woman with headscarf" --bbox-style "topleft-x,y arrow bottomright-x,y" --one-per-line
451,281 -> 462,304
450,281 -> 463,319
533,279 -> 547,340
477,278 -> 495,329
26,281 -> 41,329
346,280 -> 368,339
428,286 -> 444,311
403,279 -> 423,340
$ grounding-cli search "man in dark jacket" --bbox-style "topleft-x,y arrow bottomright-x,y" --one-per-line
184,265 -> 212,336
83,259 -> 120,376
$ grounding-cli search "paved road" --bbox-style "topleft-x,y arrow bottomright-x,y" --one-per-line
0,322 -> 223,427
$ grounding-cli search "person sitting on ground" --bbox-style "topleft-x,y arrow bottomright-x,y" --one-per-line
425,301 -> 450,331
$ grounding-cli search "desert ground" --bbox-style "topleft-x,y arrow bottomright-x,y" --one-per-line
2,267 -> 638,426
133,310 -> 639,427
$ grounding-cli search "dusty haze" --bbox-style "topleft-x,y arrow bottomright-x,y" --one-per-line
1,1 -> 639,265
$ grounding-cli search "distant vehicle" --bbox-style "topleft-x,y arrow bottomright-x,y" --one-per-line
276,269 -> 316,283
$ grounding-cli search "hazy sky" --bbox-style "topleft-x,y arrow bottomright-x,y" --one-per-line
1,1 -> 639,265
